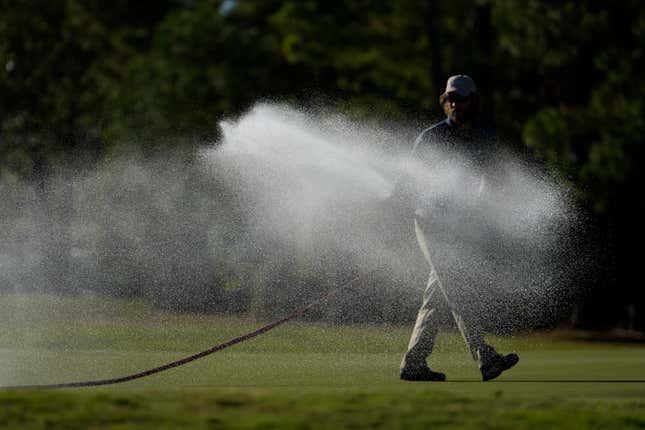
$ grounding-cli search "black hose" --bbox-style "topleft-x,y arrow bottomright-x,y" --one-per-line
1,273 -> 362,390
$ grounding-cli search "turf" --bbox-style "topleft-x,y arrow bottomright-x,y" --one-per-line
1,293 -> 644,429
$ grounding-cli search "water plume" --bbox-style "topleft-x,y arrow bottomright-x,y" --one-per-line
202,103 -> 587,330
0,102 -> 588,332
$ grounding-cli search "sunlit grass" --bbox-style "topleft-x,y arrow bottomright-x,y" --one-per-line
1,292 -> 645,429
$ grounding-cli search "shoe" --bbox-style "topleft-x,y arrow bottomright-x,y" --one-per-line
480,352 -> 519,381
400,366 -> 446,382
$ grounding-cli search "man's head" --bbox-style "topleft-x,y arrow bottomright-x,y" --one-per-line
439,75 -> 479,125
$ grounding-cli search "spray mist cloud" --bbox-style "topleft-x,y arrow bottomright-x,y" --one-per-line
203,103 -> 587,329
0,102 -> 588,330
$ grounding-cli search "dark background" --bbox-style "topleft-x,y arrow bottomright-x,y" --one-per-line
1,0 -> 643,331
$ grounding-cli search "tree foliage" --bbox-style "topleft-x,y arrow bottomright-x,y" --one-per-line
0,0 -> 643,328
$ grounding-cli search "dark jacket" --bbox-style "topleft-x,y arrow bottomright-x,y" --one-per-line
412,118 -> 499,169
389,117 -> 501,226
409,117 -> 504,252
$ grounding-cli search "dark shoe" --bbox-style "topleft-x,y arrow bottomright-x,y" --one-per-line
481,353 -> 519,381
400,366 -> 446,382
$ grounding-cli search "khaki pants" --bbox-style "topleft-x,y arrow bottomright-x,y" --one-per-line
401,218 -> 498,370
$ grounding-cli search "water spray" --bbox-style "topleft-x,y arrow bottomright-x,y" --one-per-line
0,103 -> 587,388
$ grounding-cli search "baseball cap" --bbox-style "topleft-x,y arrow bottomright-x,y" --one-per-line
442,75 -> 477,97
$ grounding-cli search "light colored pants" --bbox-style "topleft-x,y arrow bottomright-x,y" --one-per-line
400,218 -> 498,370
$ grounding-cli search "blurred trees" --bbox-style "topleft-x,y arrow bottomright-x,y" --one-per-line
0,0 -> 643,329
497,0 -> 645,329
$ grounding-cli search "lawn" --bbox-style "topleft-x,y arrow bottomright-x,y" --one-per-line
1,293 -> 644,429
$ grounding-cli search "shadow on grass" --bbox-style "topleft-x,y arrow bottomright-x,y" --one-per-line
448,379 -> 645,383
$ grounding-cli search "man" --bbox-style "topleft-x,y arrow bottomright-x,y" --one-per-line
399,75 -> 519,382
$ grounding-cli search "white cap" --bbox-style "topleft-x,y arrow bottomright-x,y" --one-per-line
443,75 -> 477,97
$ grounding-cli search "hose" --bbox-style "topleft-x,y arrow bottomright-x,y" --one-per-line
1,272 -> 364,390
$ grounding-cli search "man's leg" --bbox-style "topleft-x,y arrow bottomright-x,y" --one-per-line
450,299 -> 499,366
401,269 -> 441,369
400,268 -> 446,381
412,217 -> 518,379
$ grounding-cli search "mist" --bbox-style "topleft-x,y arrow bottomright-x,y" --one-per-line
0,103 -> 587,330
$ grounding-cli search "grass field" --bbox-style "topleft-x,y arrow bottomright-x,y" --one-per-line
1,293 -> 644,429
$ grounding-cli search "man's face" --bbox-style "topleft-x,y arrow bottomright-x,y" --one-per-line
443,92 -> 475,125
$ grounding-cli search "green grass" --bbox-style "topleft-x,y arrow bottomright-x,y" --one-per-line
1,292 -> 645,429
